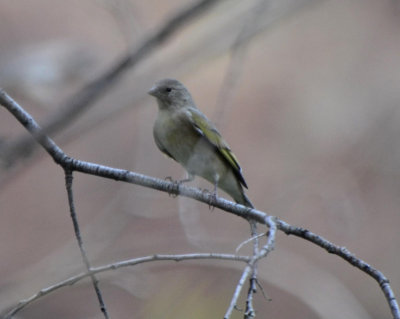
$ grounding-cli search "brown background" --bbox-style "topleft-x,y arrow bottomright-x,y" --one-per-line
1,0 -> 400,318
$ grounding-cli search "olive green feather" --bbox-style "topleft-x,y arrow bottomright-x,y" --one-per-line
189,109 -> 248,189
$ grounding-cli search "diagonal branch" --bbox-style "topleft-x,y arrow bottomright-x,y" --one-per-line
0,0 -> 223,166
277,220 -> 400,319
1,90 -> 400,319
65,170 -> 110,319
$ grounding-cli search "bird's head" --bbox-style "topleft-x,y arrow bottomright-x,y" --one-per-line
148,78 -> 194,109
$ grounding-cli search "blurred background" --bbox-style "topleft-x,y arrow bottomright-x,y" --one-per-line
1,0 -> 400,318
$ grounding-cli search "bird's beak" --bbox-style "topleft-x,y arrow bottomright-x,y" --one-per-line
147,86 -> 157,97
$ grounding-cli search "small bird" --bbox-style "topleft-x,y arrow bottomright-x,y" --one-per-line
148,78 -> 253,208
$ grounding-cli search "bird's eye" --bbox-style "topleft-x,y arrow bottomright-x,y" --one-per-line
165,87 -> 172,92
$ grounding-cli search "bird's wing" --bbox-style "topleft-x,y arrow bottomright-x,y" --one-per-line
188,108 -> 248,188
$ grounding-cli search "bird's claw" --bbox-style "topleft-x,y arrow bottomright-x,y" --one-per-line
164,176 -> 179,197
202,188 -> 217,210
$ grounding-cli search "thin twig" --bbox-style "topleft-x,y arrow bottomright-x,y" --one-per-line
64,170 -> 110,319
0,0 -> 222,166
1,90 -> 400,319
3,253 -> 249,319
225,263 -> 253,318
244,221 -> 260,318
235,233 -> 265,253
224,217 -> 276,319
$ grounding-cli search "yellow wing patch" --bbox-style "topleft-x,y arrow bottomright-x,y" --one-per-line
189,109 -> 248,188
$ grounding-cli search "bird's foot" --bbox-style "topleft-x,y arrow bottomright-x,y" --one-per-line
164,176 -> 180,197
202,188 -> 217,211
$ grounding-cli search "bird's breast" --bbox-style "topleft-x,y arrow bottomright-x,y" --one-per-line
153,109 -> 200,165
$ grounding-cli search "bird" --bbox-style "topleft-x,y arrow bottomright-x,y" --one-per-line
148,78 -> 253,208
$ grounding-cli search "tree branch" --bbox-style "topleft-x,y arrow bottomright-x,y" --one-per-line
277,220 -> 400,319
3,253 -> 249,319
224,216 -> 276,319
0,0 -> 223,167
1,89 -> 399,319
65,170 -> 109,319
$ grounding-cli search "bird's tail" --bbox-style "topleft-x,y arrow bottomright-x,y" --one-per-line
238,192 -> 254,208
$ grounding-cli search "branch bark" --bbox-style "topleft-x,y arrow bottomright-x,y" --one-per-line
1,89 -> 399,319
0,0 -> 223,167
4,253 -> 249,319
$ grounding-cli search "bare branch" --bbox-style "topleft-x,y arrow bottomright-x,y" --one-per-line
3,253 -> 249,319
0,88 -> 269,223
277,220 -> 400,319
235,233 -> 265,253
224,216 -> 276,319
244,221 -> 260,319
1,90 -> 400,319
0,0 -> 222,167
65,170 -> 110,319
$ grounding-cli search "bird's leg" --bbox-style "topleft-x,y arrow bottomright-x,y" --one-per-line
178,173 -> 195,184
164,176 -> 180,197
213,178 -> 218,198
206,174 -> 219,210
200,175 -> 219,209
